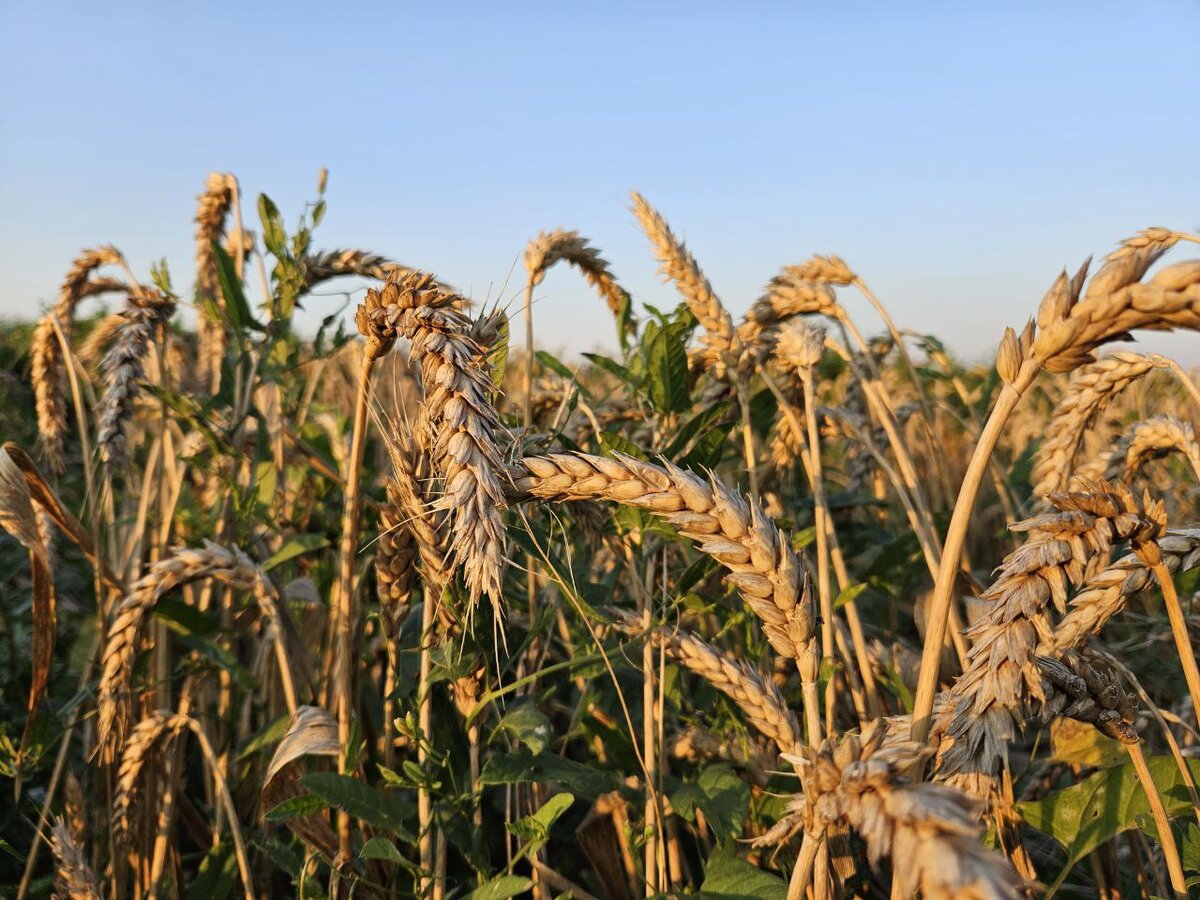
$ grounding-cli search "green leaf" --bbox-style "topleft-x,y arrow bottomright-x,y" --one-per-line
492,703 -> 552,755
258,194 -> 288,258
644,319 -> 691,413
300,773 -> 415,840
263,534 -> 331,572
359,836 -> 404,863
466,874 -> 533,900
1183,822 -> 1200,872
190,842 -> 237,900
212,241 -> 263,335
1018,755 -> 1200,891
669,764 -> 750,844
479,748 -> 618,799
506,791 -> 574,855
581,352 -> 638,391
599,430 -> 648,461
534,350 -> 575,381
264,793 -> 329,821
154,597 -> 220,638
833,583 -> 868,610
701,846 -> 787,898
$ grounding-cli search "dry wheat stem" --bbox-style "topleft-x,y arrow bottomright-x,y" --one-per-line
1127,739 -> 1189,898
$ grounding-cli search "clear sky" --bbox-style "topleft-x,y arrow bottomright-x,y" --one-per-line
2,1 -> 1198,362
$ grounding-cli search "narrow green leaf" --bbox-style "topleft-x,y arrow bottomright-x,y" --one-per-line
264,793 -> 329,821
359,836 -> 404,863
300,773 -> 414,840
263,534 -> 330,572
466,875 -> 533,900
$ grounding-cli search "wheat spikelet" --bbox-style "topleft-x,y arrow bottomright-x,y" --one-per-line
194,172 -> 237,386
32,246 -> 127,474
112,711 -> 190,840
607,608 -> 802,754
49,816 -> 101,900
508,452 -> 814,666
358,272 -> 507,615
303,248 -> 415,289
97,543 -> 273,760
938,482 -> 1164,793
783,726 -> 1022,899
96,288 -> 176,466
630,191 -> 739,372
1077,414 -> 1200,487
1031,351 -> 1170,496
523,228 -> 629,322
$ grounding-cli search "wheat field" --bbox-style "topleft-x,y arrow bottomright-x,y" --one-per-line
3,171 -> 1200,898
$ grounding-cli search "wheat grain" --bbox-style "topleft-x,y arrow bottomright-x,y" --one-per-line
49,817 -> 102,900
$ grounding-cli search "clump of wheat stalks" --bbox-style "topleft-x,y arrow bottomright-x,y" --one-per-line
97,542 -> 283,760
915,227 -> 1200,743
96,287 -> 176,466
524,228 -> 629,322
631,191 -> 740,373
194,172 -> 238,387
939,481 -> 1165,793
1032,352 -> 1172,496
779,726 -> 1022,899
607,608 -> 802,754
358,271 -> 507,614
31,246 -> 127,474
507,452 -> 814,668
48,817 -> 101,900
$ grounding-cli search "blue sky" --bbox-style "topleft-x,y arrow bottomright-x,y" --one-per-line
2,1 -> 1198,362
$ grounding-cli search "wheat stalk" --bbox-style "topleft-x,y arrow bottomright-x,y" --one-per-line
607,608 -> 802,755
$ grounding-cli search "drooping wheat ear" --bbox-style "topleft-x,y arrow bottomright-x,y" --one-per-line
1046,528 -> 1200,653
630,191 -> 740,372
523,228 -> 629,322
1031,351 -> 1170,496
97,542 -> 277,760
32,247 -> 127,475
302,248 -> 416,290
738,270 -> 839,351
1076,414 -> 1200,487
358,272 -> 507,615
377,478 -> 419,639
938,482 -> 1165,794
194,171 -> 238,386
382,430 -> 454,595
96,288 -> 176,466
1035,651 -> 1139,744
49,817 -> 101,900
507,452 -> 815,668
607,608 -> 802,755
112,711 -> 191,840
783,727 -> 1022,899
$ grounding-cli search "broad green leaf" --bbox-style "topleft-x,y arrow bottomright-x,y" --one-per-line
300,773 -> 414,840
1018,755 -> 1200,891
492,703 -> 552,755
506,791 -> 574,855
833,583 -> 869,610
359,836 -> 404,863
644,319 -> 691,413
1049,717 -> 1127,769
581,352 -> 638,390
212,241 -> 263,335
534,350 -> 575,381
669,764 -> 750,844
701,846 -> 787,898
264,534 -> 331,572
264,793 -> 329,821
466,874 -> 533,900
479,748 -> 618,799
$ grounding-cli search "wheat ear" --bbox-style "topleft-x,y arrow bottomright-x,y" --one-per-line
938,482 -> 1164,795
630,191 -> 740,373
96,288 -> 176,466
97,542 -> 284,760
1077,414 -> 1200,487
358,272 -> 507,615
607,608 -> 802,755
524,228 -> 630,322
783,727 -> 1022,899
303,248 -> 415,289
49,817 -> 102,900
194,172 -> 237,389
